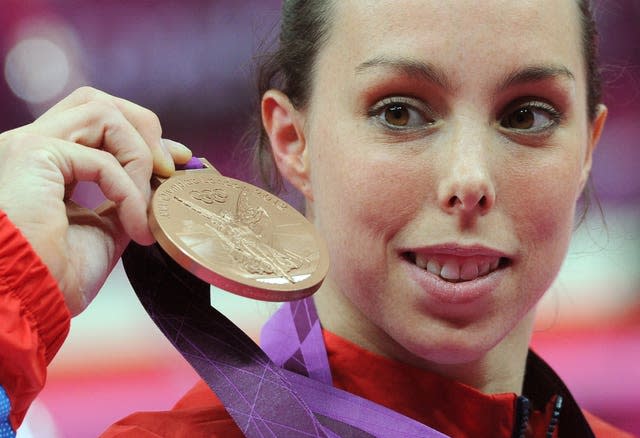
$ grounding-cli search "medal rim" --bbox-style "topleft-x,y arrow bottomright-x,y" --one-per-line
149,172 -> 329,302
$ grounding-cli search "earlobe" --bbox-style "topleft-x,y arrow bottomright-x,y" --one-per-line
578,104 -> 608,195
261,89 -> 313,201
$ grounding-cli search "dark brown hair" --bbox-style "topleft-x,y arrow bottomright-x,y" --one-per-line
254,0 -> 603,193
253,0 -> 334,192
578,0 -> 603,121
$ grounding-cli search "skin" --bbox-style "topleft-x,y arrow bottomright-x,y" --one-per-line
263,0 -> 607,394
0,0 -> 607,399
0,87 -> 192,315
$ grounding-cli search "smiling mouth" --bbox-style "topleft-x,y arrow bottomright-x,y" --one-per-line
403,252 -> 511,283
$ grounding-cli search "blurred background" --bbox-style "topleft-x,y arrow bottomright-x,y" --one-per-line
1,0 -> 638,436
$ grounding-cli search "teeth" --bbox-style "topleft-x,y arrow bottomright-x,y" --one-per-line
415,254 -> 428,269
440,262 -> 460,280
426,260 -> 440,275
460,261 -> 479,281
412,254 -> 504,283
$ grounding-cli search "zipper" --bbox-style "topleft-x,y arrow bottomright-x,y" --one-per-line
513,395 -> 531,438
545,395 -> 563,438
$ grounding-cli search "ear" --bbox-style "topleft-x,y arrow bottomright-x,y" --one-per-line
578,104 -> 608,195
261,89 -> 313,201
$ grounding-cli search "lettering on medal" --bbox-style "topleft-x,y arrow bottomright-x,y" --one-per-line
157,177 -> 231,217
157,178 -> 203,217
252,187 -> 288,211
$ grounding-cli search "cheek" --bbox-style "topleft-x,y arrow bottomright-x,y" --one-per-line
309,143 -> 425,305
307,106 -> 420,241
512,158 -> 581,241
505,154 -> 583,298
313,152 -> 421,247
313,159 -> 423,323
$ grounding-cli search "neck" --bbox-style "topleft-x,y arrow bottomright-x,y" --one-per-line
314,282 -> 536,395
423,314 -> 535,394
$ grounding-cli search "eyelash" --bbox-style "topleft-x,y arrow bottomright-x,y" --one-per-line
367,97 -> 435,131
367,96 -> 563,135
498,100 -> 563,134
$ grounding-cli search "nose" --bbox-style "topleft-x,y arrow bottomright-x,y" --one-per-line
437,127 -> 496,217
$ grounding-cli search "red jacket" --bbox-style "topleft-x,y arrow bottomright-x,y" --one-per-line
0,211 -> 633,437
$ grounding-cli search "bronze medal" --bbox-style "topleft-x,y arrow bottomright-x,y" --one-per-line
149,159 -> 329,301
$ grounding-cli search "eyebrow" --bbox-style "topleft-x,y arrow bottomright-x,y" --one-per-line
496,65 -> 575,93
355,56 -> 454,91
355,57 -> 575,94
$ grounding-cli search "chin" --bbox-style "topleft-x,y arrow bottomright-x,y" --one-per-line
413,341 -> 495,366
416,344 -> 494,366
389,315 -> 511,367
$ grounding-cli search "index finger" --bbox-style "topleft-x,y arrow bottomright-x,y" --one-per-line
39,87 -> 174,176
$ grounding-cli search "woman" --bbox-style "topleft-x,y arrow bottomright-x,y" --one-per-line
0,0 -> 632,436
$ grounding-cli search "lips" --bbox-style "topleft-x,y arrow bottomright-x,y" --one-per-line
403,246 -> 511,283
399,244 -> 512,307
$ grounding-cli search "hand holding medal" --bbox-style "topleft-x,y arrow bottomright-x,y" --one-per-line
0,87 -> 190,315
0,82 -> 325,318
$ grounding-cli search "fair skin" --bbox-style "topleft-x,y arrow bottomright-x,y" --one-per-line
263,0 -> 607,394
0,87 -> 191,314
0,0 -> 606,398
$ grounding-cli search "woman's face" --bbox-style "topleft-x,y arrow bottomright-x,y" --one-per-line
298,0 -> 603,365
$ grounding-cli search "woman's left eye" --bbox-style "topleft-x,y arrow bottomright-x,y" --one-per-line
500,103 -> 560,132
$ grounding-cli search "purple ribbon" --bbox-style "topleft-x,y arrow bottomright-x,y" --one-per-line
122,191 -> 447,437
176,157 -> 206,170
123,243 -> 333,437
261,299 -> 332,385
262,299 -> 449,438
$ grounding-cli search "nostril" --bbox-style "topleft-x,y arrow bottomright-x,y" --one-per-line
444,193 -> 492,214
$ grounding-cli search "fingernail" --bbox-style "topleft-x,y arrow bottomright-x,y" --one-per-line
161,140 -> 173,161
163,139 -> 192,155
155,140 -> 175,176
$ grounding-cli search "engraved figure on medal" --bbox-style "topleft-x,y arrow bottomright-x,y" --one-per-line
149,163 -> 328,301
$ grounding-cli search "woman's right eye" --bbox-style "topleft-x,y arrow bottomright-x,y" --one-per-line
369,98 -> 434,130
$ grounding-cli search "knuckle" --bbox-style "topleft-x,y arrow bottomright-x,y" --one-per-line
80,100 -> 126,137
85,97 -> 119,115
97,147 -> 115,161
124,141 -> 154,177
97,148 -> 121,167
88,101 -> 120,127
70,86 -> 103,102
139,139 -> 154,159
140,145 -> 154,167
71,87 -> 120,117
140,108 -> 163,138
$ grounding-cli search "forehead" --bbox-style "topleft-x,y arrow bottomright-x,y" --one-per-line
322,0 -> 584,88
